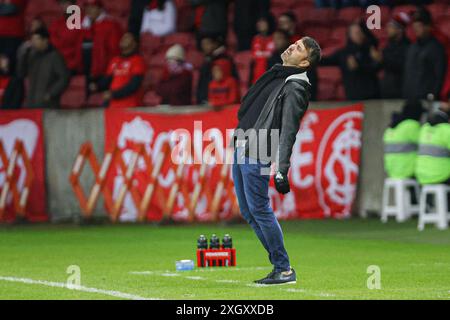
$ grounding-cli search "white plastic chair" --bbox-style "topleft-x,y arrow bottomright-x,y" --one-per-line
381,178 -> 420,223
418,184 -> 450,231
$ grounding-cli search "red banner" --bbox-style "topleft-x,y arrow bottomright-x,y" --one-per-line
105,104 -> 363,221
0,109 -> 47,222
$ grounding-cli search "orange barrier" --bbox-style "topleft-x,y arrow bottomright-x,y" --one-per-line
70,141 -> 170,222
0,139 -> 34,220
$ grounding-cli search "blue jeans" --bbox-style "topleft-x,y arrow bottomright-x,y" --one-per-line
232,148 -> 291,272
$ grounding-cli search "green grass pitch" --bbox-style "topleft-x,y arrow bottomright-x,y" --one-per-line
0,219 -> 449,300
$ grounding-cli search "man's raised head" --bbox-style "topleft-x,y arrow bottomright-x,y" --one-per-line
281,36 -> 321,70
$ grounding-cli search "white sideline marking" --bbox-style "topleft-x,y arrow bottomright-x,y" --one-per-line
185,276 -> 205,280
161,273 -> 180,277
0,276 -> 157,300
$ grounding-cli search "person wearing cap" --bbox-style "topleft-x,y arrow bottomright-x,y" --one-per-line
82,0 -> 123,91
155,44 -> 193,106
383,100 -> 423,180
372,12 -> 411,99
24,27 -> 70,108
91,32 -> 145,108
49,0 -> 84,74
402,7 -> 446,100
208,58 -> 240,108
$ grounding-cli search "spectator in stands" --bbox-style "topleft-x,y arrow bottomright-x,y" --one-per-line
24,27 -> 70,108
0,54 -> 23,109
373,12 -> 411,99
16,17 -> 46,79
383,99 -> 423,180
249,14 -> 276,85
82,0 -> 123,93
139,0 -> 177,37
233,0 -> 270,51
90,32 -> 146,108
321,20 -> 380,100
277,12 -> 300,43
49,0 -> 83,74
190,0 -> 229,43
208,58 -> 240,108
156,44 -> 193,106
0,0 -> 27,72
402,7 -> 446,101
196,34 -> 239,105
267,30 -> 290,69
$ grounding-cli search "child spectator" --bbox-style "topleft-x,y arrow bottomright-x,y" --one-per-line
208,59 -> 240,108
92,32 -> 146,108
49,0 -> 84,74
156,44 -> 193,106
140,0 -> 176,37
197,34 -> 239,105
249,14 -> 275,85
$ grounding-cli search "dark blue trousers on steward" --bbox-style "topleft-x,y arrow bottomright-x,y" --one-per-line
232,148 -> 291,272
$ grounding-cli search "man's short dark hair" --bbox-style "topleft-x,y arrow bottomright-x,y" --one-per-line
32,27 -> 50,40
301,36 -> 321,69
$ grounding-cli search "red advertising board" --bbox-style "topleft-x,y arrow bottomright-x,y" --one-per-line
105,104 -> 363,221
0,109 -> 47,222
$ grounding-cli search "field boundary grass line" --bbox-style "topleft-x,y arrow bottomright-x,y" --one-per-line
0,276 -> 159,300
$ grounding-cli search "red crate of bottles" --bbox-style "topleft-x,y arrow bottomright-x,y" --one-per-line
196,248 -> 236,267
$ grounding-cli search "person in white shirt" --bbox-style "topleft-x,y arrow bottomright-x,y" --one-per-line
140,0 -> 176,36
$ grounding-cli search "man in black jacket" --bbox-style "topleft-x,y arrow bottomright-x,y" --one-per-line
232,37 -> 321,285
402,8 -> 446,100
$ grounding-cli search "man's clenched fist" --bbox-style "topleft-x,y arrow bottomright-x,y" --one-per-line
274,171 -> 290,194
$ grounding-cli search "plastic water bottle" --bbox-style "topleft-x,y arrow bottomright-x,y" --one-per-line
222,234 -> 232,248
176,260 -> 194,271
197,235 -> 208,249
209,234 -> 220,249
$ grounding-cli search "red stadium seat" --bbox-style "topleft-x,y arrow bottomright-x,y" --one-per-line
317,80 -> 337,101
335,7 -> 363,25
162,33 -> 196,50
318,66 -> 341,84
302,25 -> 331,48
185,50 -> 204,69
238,66 -> 250,86
60,76 -> 86,109
176,4 -> 194,32
234,51 -> 252,69
143,91 -> 162,107
391,5 -> 417,17
427,3 -> 449,22
140,33 -> 163,56
437,20 -> 450,39
147,66 -> 166,89
328,26 -> 347,47
296,8 -> 335,27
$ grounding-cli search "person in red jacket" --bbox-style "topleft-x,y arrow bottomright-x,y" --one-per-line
0,0 -> 28,72
249,14 -> 275,85
49,0 -> 83,74
82,0 -> 123,89
208,58 -> 239,108
91,32 -> 146,108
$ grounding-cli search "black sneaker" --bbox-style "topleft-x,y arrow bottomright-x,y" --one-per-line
254,268 -> 297,285
254,269 -> 276,284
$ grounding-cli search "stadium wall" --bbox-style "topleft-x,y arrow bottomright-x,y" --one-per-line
43,101 -> 404,222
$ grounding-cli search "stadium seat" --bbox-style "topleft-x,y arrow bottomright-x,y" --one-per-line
302,25 -> 330,48
145,50 -> 167,68
162,33 -> 196,51
185,50 -> 204,69
140,33 -> 163,56
335,7 -> 363,25
143,90 -> 162,107
176,4 -> 194,32
317,80 -> 337,101
233,51 -> 252,69
60,76 -> 86,109
103,0 -> 130,18
328,26 -> 347,48
437,20 -> 450,39
147,66 -> 166,89
295,8 -> 335,27
391,5 -> 417,17
317,66 -> 340,84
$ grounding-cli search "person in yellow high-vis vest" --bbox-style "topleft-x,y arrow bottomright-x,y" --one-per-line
415,109 -> 450,186
384,101 -> 423,179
